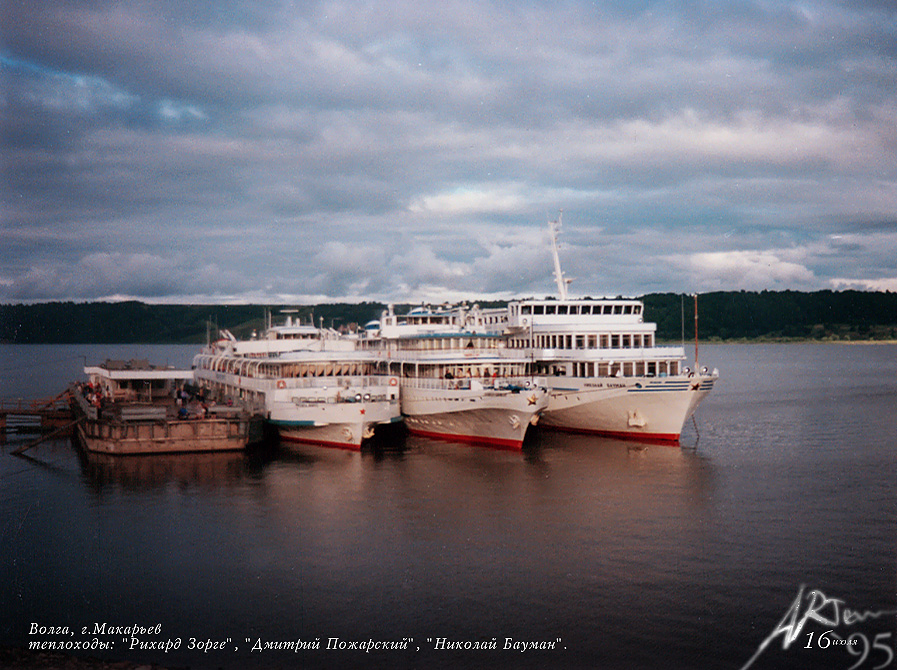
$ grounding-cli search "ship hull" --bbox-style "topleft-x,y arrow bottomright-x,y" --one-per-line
270,399 -> 401,450
540,374 -> 717,444
401,385 -> 548,449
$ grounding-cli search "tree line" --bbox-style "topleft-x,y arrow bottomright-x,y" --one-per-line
1,291 -> 895,344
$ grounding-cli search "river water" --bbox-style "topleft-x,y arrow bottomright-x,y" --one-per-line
1,343 -> 895,669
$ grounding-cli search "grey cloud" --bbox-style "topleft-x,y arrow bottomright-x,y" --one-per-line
2,0 -> 896,303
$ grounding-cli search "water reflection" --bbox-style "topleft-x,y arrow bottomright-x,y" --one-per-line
77,450 -> 248,491
70,429 -> 716,505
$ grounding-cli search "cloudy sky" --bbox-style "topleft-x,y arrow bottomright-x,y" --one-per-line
2,1 -> 896,304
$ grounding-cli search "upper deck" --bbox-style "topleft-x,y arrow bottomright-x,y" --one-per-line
506,298 -> 650,331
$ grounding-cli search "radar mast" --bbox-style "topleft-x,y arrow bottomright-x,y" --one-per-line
548,211 -> 572,300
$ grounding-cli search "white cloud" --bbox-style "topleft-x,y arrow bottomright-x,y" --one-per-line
829,277 -> 897,292
670,250 -> 816,291
409,185 -> 527,216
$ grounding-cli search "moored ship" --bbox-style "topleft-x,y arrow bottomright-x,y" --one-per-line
502,213 -> 718,443
360,304 -> 548,449
192,347 -> 401,450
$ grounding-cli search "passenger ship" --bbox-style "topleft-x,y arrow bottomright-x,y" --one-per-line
360,304 -> 549,449
193,317 -> 401,450
497,214 -> 718,443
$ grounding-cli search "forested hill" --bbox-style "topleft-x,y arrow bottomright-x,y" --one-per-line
1,291 -> 895,344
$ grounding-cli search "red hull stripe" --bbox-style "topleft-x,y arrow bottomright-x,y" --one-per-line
279,433 -> 361,451
407,427 -> 523,451
543,424 -> 681,446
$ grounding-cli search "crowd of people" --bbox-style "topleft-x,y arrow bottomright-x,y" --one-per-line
174,385 -> 214,420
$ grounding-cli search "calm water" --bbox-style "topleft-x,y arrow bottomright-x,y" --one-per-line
1,344 -> 895,669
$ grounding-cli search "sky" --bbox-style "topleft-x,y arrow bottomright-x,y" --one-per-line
2,0 -> 896,305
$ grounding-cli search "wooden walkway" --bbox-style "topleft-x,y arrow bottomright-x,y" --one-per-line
0,391 -> 75,442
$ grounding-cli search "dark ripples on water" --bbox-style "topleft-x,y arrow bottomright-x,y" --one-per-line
1,343 -> 895,669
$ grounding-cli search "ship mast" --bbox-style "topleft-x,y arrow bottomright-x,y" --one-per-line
548,211 -> 571,300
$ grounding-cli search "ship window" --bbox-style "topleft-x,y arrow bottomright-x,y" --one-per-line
598,363 -> 609,376
645,334 -> 653,347
588,335 -> 597,348
576,335 -> 585,349
624,305 -> 633,314
603,305 -> 612,315
635,362 -> 645,376
545,305 -> 556,315
647,362 -> 656,376
611,335 -> 620,348
622,334 -> 631,348
600,334 -> 609,348
624,362 -> 633,376
533,305 -> 544,315
635,306 -> 642,315
613,305 -> 623,314
557,305 -> 568,315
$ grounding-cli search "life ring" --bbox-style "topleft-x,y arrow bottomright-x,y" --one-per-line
389,377 -> 398,386
276,380 -> 286,389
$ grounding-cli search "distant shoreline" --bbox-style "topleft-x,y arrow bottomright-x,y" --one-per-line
3,291 -> 896,344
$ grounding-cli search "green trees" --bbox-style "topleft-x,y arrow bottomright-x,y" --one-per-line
1,292 -> 895,343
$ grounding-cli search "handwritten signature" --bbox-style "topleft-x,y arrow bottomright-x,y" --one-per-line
741,585 -> 896,670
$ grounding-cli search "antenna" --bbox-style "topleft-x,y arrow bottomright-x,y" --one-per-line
547,210 -> 572,300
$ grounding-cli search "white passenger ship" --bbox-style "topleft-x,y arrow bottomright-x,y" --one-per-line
498,214 -> 718,443
193,317 -> 401,450
360,304 -> 549,449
